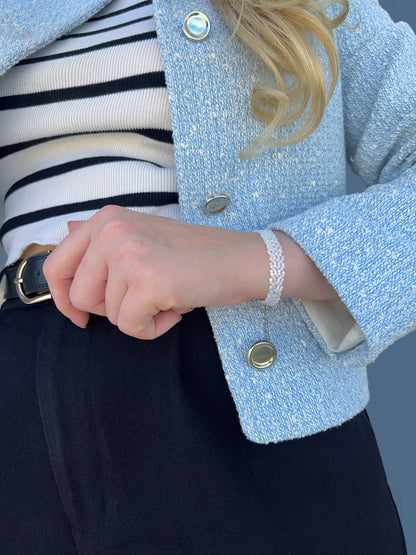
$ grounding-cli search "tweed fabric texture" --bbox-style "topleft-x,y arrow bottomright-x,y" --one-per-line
0,0 -> 415,443
0,0 -> 111,76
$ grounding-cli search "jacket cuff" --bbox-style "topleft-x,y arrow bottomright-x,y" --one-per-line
269,180 -> 416,368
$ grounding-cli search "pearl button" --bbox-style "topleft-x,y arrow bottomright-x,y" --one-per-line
248,341 -> 277,370
204,194 -> 230,214
182,11 -> 211,41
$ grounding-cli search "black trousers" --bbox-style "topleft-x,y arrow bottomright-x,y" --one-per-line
0,299 -> 407,554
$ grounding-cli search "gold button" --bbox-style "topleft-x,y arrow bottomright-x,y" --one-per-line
248,341 -> 277,370
204,194 -> 230,214
182,11 -> 211,41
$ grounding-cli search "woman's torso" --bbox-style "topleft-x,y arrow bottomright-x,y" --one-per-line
0,0 -> 178,265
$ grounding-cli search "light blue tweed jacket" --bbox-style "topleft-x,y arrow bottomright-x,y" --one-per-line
0,0 -> 415,443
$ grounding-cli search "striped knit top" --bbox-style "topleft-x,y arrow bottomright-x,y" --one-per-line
0,0 -> 178,265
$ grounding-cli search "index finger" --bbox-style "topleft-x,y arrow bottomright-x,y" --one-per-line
43,221 -> 92,328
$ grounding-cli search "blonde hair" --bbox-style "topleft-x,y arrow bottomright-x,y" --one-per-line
211,0 -> 349,158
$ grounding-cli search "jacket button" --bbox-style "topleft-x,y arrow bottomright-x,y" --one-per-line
204,194 -> 230,214
182,12 -> 211,41
248,341 -> 277,370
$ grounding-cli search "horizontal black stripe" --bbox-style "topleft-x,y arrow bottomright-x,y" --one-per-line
90,1 -> 152,22
6,156 -> 164,199
17,32 -> 157,65
0,193 -> 179,239
0,72 -> 166,110
0,129 -> 173,159
61,15 -> 152,39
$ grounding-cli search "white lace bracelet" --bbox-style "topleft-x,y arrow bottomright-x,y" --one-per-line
257,229 -> 285,306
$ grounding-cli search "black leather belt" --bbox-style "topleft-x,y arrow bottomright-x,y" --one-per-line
3,251 -> 52,304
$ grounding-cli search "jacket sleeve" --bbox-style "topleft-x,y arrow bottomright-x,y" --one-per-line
272,0 -> 416,368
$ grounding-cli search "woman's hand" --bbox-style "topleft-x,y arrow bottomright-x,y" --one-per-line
43,205 -> 339,339
43,205 -> 270,339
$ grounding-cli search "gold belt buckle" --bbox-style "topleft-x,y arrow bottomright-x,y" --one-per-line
13,257 -> 52,305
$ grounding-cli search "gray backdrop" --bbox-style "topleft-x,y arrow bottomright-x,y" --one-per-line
351,1 -> 416,553
0,0 -> 415,551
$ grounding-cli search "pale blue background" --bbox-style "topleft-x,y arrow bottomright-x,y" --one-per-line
0,0 -> 415,551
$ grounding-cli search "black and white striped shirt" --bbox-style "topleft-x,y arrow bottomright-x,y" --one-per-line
0,0 -> 178,265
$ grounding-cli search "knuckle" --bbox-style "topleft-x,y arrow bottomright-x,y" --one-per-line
112,245 -> 149,286
97,204 -> 125,219
153,282 -> 176,311
98,218 -> 131,244
106,311 -> 118,326
158,297 -> 176,313
117,312 -> 157,341
116,236 -> 145,262
135,326 -> 157,341
117,319 -> 135,338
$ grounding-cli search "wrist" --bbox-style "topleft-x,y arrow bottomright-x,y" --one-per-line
226,230 -> 270,303
274,231 -> 339,300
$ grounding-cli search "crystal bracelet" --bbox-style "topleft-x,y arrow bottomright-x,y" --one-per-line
257,229 -> 285,306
